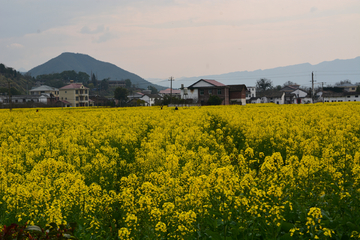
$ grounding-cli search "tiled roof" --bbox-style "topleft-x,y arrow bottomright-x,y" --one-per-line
228,84 -> 247,91
159,88 -> 181,94
323,91 -> 359,97
142,94 -> 162,98
60,83 -> 88,89
30,85 -> 59,91
202,79 -> 226,87
188,79 -> 227,88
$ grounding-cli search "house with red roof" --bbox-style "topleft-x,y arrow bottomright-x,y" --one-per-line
159,88 -> 181,98
59,81 -> 89,107
181,79 -> 247,105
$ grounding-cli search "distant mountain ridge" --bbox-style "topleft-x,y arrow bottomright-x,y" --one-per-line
28,52 -> 165,90
153,57 -> 360,89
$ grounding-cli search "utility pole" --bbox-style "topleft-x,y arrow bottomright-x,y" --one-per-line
322,82 -> 324,103
311,72 -> 315,103
169,76 -> 174,104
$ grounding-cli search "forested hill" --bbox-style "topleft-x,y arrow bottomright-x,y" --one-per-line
0,63 -> 35,95
27,52 -> 165,90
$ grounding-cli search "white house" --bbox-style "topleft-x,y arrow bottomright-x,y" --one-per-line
250,97 -> 262,104
263,92 -> 285,104
246,86 -> 256,101
30,85 -> 59,98
322,92 -> 359,102
290,89 -> 313,104
0,95 -> 48,104
180,88 -> 199,103
140,94 -> 162,106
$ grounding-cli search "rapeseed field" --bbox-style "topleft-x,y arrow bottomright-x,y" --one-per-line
0,103 -> 360,239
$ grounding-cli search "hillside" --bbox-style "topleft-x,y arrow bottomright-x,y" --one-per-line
155,57 -> 360,89
28,52 -> 165,90
0,63 -> 35,94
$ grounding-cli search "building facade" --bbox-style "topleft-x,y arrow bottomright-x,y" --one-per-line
30,85 -> 59,98
59,82 -> 89,107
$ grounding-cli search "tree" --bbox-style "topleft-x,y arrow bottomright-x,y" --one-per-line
148,85 -> 158,94
283,81 -> 297,87
256,78 -> 273,92
125,79 -> 132,89
207,95 -> 223,105
91,73 -> 98,87
100,78 -> 109,91
335,79 -> 352,86
114,87 -> 128,106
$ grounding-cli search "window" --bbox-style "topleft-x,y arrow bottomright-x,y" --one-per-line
85,90 -> 87,94
65,97 -> 67,100
218,89 -> 222,94
76,97 -> 79,101
347,96 -> 350,98
76,90 -> 78,94
208,89 -> 212,94
355,95 -> 358,98
85,96 -> 88,100
65,91 -> 67,93
76,103 -> 79,107
200,89 -> 204,95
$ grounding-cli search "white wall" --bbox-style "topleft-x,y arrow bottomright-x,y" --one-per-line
181,88 -> 198,102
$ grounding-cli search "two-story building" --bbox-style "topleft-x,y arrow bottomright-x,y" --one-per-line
30,85 -> 59,99
186,79 -> 230,105
59,81 -> 89,107
180,79 -> 247,105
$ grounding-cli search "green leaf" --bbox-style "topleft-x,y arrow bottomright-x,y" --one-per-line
281,222 -> 294,232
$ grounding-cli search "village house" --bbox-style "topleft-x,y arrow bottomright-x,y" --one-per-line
139,93 -> 162,106
246,86 -> 256,103
0,94 -> 49,105
320,91 -> 359,102
59,81 -> 89,107
180,79 -> 248,105
182,79 -> 229,105
30,85 -> 59,99
228,85 -> 248,105
158,88 -> 181,98
316,86 -> 359,103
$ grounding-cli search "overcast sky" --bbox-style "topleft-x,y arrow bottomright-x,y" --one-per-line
1,0 -> 359,80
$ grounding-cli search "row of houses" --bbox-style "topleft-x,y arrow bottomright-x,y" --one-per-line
125,79 -> 248,106
1,79 -> 358,108
0,81 -> 91,107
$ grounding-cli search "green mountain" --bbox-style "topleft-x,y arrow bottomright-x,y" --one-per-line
0,63 -> 35,95
28,52 -> 165,90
